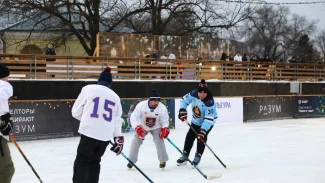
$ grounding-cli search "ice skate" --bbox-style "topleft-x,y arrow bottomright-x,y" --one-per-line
177,151 -> 188,166
127,162 -> 133,169
159,161 -> 166,169
193,153 -> 201,166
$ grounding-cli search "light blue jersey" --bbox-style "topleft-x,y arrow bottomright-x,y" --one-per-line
180,89 -> 217,131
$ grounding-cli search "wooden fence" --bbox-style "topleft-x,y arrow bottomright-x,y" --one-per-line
1,54 -> 325,81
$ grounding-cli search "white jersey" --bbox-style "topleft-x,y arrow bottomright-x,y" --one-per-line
0,80 -> 13,141
72,84 -> 123,141
130,100 -> 169,131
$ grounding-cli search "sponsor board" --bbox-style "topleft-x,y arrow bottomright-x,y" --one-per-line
295,96 -> 325,118
175,97 -> 243,128
9,101 -> 79,141
243,96 -> 296,122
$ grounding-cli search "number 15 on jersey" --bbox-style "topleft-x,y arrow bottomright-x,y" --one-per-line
90,97 -> 115,122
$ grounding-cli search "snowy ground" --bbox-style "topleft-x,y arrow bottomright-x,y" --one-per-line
10,118 -> 325,183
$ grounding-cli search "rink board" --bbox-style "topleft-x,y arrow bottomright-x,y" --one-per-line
8,96 -> 325,141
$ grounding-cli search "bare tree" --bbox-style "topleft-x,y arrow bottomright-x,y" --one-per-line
1,0 -> 250,55
125,0 -> 251,36
316,29 -> 325,62
241,6 -> 317,61
1,0 -> 151,55
241,6 -> 289,59
283,13 -> 317,61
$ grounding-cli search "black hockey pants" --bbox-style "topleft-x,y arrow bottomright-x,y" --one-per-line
183,123 -> 213,156
73,135 -> 110,183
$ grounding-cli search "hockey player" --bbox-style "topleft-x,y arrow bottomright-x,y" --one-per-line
0,63 -> 15,183
127,89 -> 170,169
72,67 -> 124,183
177,79 -> 217,166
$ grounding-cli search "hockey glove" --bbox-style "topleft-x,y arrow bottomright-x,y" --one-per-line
135,125 -> 147,140
0,113 -> 13,136
178,108 -> 187,122
197,129 -> 206,142
159,127 -> 170,139
110,136 -> 124,155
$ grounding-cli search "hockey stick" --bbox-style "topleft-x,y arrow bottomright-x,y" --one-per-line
109,142 -> 154,183
166,137 -> 221,180
184,120 -> 227,169
9,134 -> 44,183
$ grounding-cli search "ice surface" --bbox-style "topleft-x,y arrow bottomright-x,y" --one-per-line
10,118 -> 325,183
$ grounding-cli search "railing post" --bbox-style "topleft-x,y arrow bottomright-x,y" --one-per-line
105,57 -> 109,78
169,59 -> 171,80
165,62 -> 168,80
67,57 -> 70,79
102,57 -> 105,70
194,61 -> 197,80
220,61 -> 224,80
314,64 -> 317,81
71,57 -> 74,80
249,62 -> 252,81
295,64 -> 298,81
271,63 -> 275,81
138,58 -> 141,80
133,58 -> 135,79
198,62 -> 201,80
29,55 -> 33,79
34,55 -> 37,79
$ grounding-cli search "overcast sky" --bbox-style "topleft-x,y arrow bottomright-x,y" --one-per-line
274,0 -> 325,30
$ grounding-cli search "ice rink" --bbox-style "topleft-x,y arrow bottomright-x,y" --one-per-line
10,118 -> 325,183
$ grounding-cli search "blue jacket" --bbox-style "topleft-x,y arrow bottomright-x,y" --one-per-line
180,89 -> 217,131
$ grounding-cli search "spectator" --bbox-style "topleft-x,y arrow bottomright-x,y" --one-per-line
144,54 -> 151,64
45,43 -> 56,77
264,55 -> 273,63
156,54 -> 168,79
289,56 -> 297,63
177,57 -> 184,79
242,53 -> 248,61
234,52 -> 242,61
151,52 -> 159,59
158,54 -> 167,65
168,53 -> 176,59
250,55 -> 257,62
168,53 -> 176,79
220,53 -> 227,61
229,54 -> 234,61
45,43 -> 56,61
234,52 -> 243,79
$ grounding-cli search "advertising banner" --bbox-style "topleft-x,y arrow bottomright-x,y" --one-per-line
243,96 -> 296,122
175,97 -> 243,128
295,96 -> 325,118
9,101 -> 79,141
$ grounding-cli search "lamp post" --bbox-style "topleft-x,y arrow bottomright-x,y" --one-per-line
280,43 -> 286,62
276,42 -> 285,62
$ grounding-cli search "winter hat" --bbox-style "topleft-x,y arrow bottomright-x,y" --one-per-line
198,79 -> 208,93
149,89 -> 161,101
0,63 -> 10,79
98,67 -> 112,86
